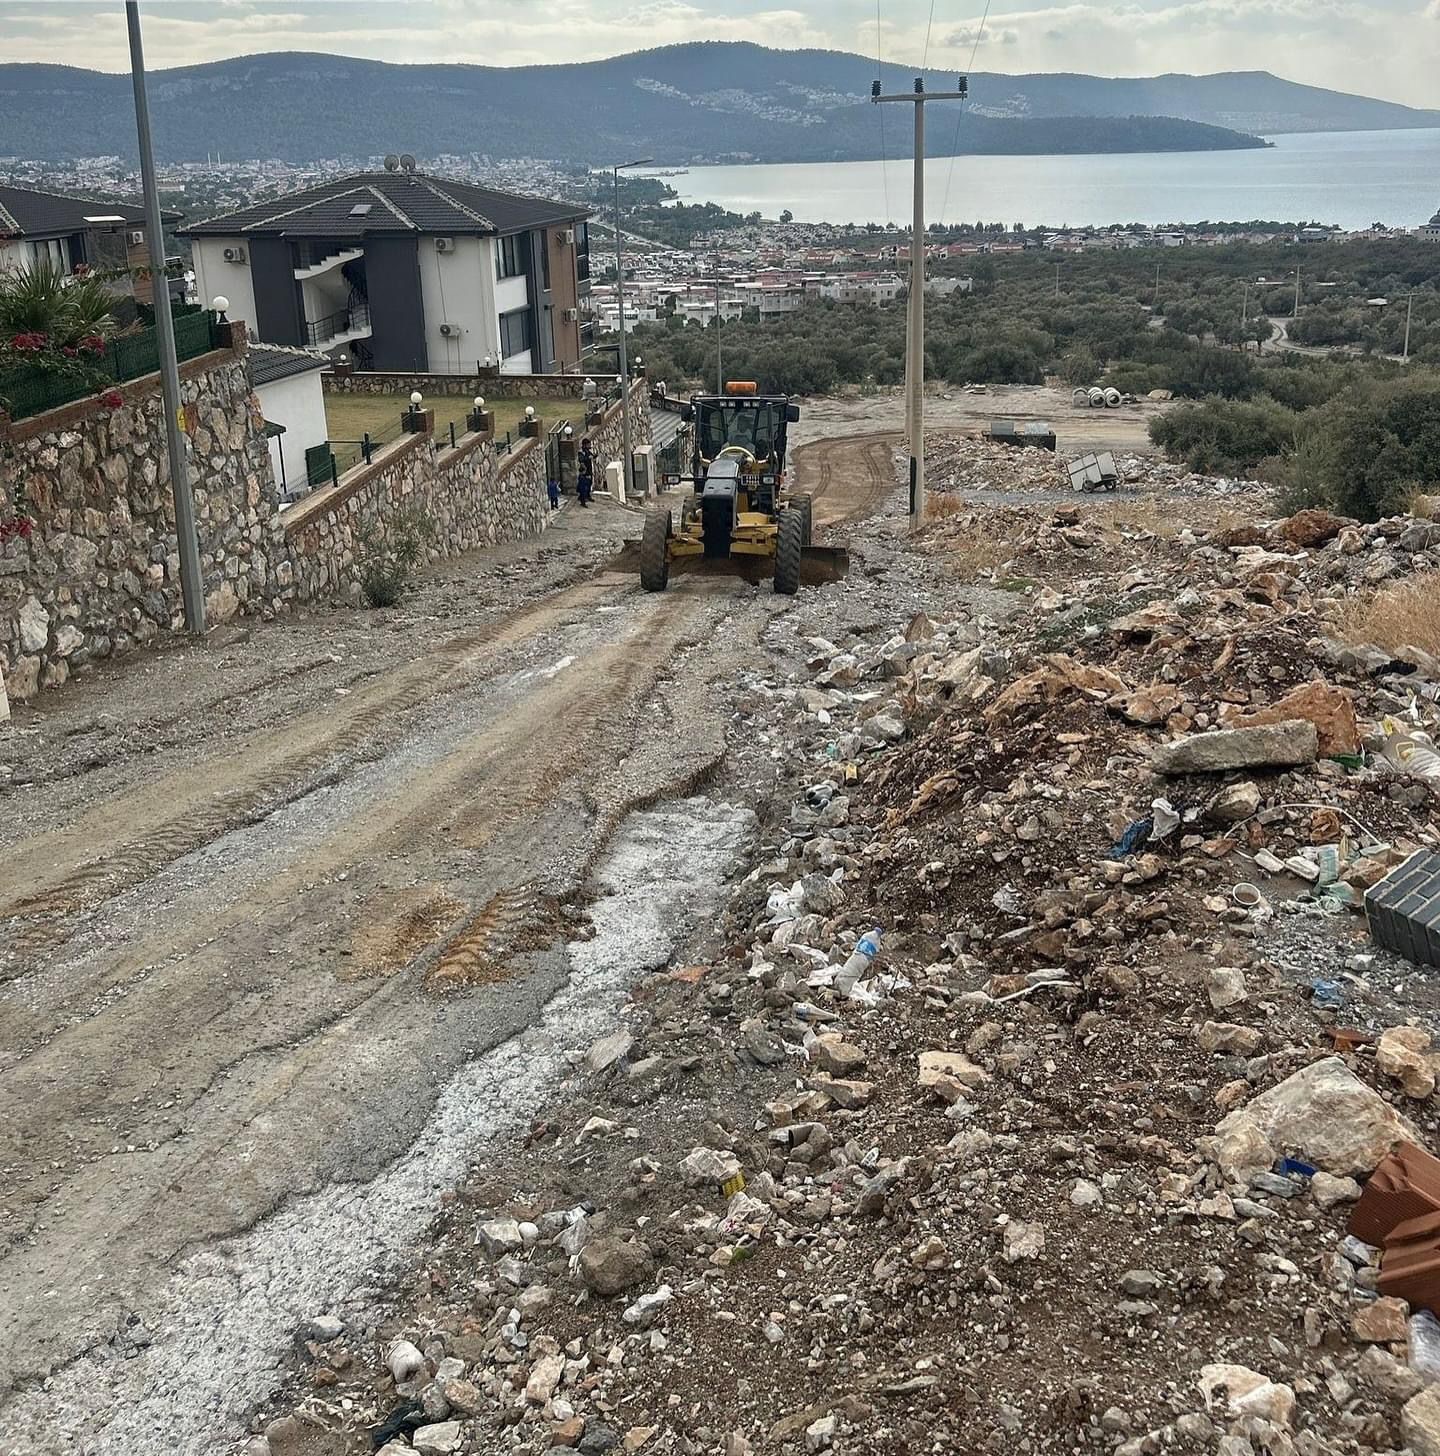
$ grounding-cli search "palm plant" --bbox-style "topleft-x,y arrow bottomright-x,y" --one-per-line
0,258 -> 117,347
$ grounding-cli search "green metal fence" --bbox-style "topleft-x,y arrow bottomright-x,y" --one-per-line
0,311 -> 223,422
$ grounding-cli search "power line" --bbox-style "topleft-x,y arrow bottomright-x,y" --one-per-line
965,0 -> 993,72
876,0 -> 891,224
921,0 -> 938,71
939,0 -> 992,230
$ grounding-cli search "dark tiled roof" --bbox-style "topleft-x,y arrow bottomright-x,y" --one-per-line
181,172 -> 590,240
248,343 -> 329,387
0,182 -> 164,240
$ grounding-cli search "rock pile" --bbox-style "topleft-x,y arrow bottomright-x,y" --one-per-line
920,434 -> 1258,498
246,496 -> 1440,1456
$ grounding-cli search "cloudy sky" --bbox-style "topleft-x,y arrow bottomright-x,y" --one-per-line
2,0 -> 1436,109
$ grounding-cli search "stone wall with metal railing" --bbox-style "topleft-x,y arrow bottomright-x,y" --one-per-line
0,337 -> 560,704
279,422 -> 548,605
322,369 -> 605,402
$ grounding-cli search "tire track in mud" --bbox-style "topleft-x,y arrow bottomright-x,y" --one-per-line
792,430 -> 899,529
428,886 -> 538,991
0,579 -> 621,966
0,578 -> 752,1409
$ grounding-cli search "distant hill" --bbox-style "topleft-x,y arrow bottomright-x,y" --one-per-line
0,46 -> 1434,165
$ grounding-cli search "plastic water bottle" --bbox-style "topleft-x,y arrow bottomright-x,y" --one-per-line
835,929 -> 882,994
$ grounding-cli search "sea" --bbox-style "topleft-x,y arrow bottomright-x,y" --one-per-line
668,128 -> 1440,233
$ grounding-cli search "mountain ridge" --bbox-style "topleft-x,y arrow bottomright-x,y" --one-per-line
1,45 -> 1435,165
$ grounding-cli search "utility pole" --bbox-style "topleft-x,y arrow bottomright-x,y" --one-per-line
1241,281 -> 1249,327
127,0 -> 204,634
1293,267 -> 1301,319
714,250 -> 723,393
872,74 -> 967,528
610,158 -> 652,500
1404,291 -> 1414,362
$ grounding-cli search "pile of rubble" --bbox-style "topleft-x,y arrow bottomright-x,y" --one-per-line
921,434 -> 1257,499
246,500 -> 1440,1456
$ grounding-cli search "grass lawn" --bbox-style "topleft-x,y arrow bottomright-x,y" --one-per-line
323,394 -> 569,474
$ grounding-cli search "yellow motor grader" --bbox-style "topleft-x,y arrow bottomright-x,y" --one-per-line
638,383 -> 845,594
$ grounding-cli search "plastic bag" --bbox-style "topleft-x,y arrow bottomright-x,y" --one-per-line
1380,717 -> 1440,780
1150,797 -> 1181,841
1413,1310 -> 1440,1377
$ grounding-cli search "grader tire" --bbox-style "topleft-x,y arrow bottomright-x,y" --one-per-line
790,492 -> 814,546
640,508 -> 672,592
774,508 -> 804,596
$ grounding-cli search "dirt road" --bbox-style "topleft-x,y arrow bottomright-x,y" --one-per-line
0,447 -> 891,1453
792,381 -> 1166,457
792,431 -> 896,527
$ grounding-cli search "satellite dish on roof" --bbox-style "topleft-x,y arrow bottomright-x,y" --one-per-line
400,153 -> 417,174
383,153 -> 400,172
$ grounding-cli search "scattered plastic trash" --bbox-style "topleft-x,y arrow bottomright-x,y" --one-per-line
1316,882 -> 1357,912
1284,854 -> 1321,882
1150,797 -> 1181,841
990,885 -> 1023,916
1310,979 -> 1346,1009
1380,717 -> 1440,780
765,882 -> 804,923
1412,1311 -> 1440,1379
1254,849 -> 1286,875
1109,818 -> 1153,858
1313,844 -> 1342,887
835,928 -> 882,995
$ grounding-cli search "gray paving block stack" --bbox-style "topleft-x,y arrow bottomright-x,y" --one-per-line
1366,850 -> 1440,968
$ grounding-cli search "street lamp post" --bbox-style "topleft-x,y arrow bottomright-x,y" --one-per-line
611,158 -> 652,501
714,251 -> 724,394
127,0 -> 205,634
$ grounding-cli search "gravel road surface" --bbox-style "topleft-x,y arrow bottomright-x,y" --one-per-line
0,441 -> 893,1453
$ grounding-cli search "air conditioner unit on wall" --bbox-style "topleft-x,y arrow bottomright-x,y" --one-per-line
128,229 -> 144,246
222,245 -> 247,264
439,322 -> 461,337
557,228 -> 575,246
434,237 -> 455,254
562,307 -> 579,323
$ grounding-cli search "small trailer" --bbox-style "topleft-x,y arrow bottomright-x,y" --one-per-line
1067,451 -> 1120,493
989,419 -> 1057,452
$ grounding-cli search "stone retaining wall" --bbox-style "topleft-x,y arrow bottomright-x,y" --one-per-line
0,343 -> 287,700
281,429 -> 547,604
1,345 -> 559,704
582,379 -> 653,485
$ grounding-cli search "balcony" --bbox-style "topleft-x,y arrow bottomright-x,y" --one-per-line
305,302 -> 371,348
